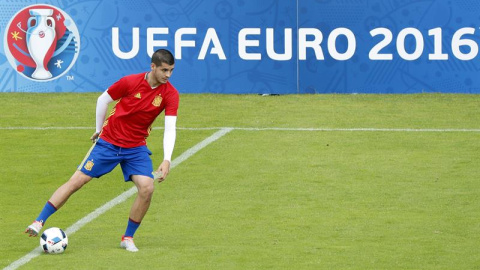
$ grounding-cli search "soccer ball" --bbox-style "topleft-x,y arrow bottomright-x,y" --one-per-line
40,227 -> 68,254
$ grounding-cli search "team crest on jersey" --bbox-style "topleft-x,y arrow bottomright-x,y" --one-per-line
134,93 -> 141,99
152,95 -> 162,107
84,160 -> 94,171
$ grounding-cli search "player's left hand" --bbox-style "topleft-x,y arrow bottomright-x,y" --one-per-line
154,160 -> 171,183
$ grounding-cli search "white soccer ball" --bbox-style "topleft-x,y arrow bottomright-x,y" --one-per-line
40,227 -> 68,254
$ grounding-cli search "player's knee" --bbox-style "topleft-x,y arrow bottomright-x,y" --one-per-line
144,184 -> 154,197
137,182 -> 154,199
68,172 -> 91,191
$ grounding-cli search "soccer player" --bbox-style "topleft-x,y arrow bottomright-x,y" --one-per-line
25,49 -> 179,252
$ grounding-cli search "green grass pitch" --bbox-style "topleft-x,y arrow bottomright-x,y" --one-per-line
0,93 -> 479,269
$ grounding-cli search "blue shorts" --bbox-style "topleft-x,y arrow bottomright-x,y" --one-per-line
79,138 -> 154,181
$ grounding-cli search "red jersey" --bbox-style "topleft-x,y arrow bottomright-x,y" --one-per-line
100,72 -> 179,148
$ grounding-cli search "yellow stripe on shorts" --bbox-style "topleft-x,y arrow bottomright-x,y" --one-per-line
77,140 -> 98,171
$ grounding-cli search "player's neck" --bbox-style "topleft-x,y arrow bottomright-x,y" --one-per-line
146,72 -> 161,88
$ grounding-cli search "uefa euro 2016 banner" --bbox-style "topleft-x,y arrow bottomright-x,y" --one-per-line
1,0 -> 480,94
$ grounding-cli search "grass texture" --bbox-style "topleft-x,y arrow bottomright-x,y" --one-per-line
0,93 -> 479,269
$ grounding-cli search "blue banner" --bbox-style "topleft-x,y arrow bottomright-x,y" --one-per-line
1,0 -> 480,93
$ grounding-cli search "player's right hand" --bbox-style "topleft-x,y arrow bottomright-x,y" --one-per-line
90,132 -> 100,143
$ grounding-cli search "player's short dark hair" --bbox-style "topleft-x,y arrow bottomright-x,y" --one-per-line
151,49 -> 175,66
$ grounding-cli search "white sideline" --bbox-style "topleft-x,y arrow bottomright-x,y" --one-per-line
4,128 -> 233,270
0,126 -> 479,132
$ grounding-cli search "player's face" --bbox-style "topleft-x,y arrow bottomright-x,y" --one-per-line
151,62 -> 174,85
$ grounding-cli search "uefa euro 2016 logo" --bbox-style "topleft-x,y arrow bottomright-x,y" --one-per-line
4,4 -> 80,81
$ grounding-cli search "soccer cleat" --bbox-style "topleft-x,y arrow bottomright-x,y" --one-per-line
25,220 -> 43,237
120,235 -> 139,252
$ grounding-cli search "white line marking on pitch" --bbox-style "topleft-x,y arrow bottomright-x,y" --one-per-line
0,126 -> 479,132
4,128 -> 233,270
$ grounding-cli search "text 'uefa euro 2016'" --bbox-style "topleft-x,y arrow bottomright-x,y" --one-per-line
112,27 -> 479,61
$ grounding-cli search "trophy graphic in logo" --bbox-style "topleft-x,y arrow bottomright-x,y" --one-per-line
27,9 -> 56,80
4,4 -> 80,82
